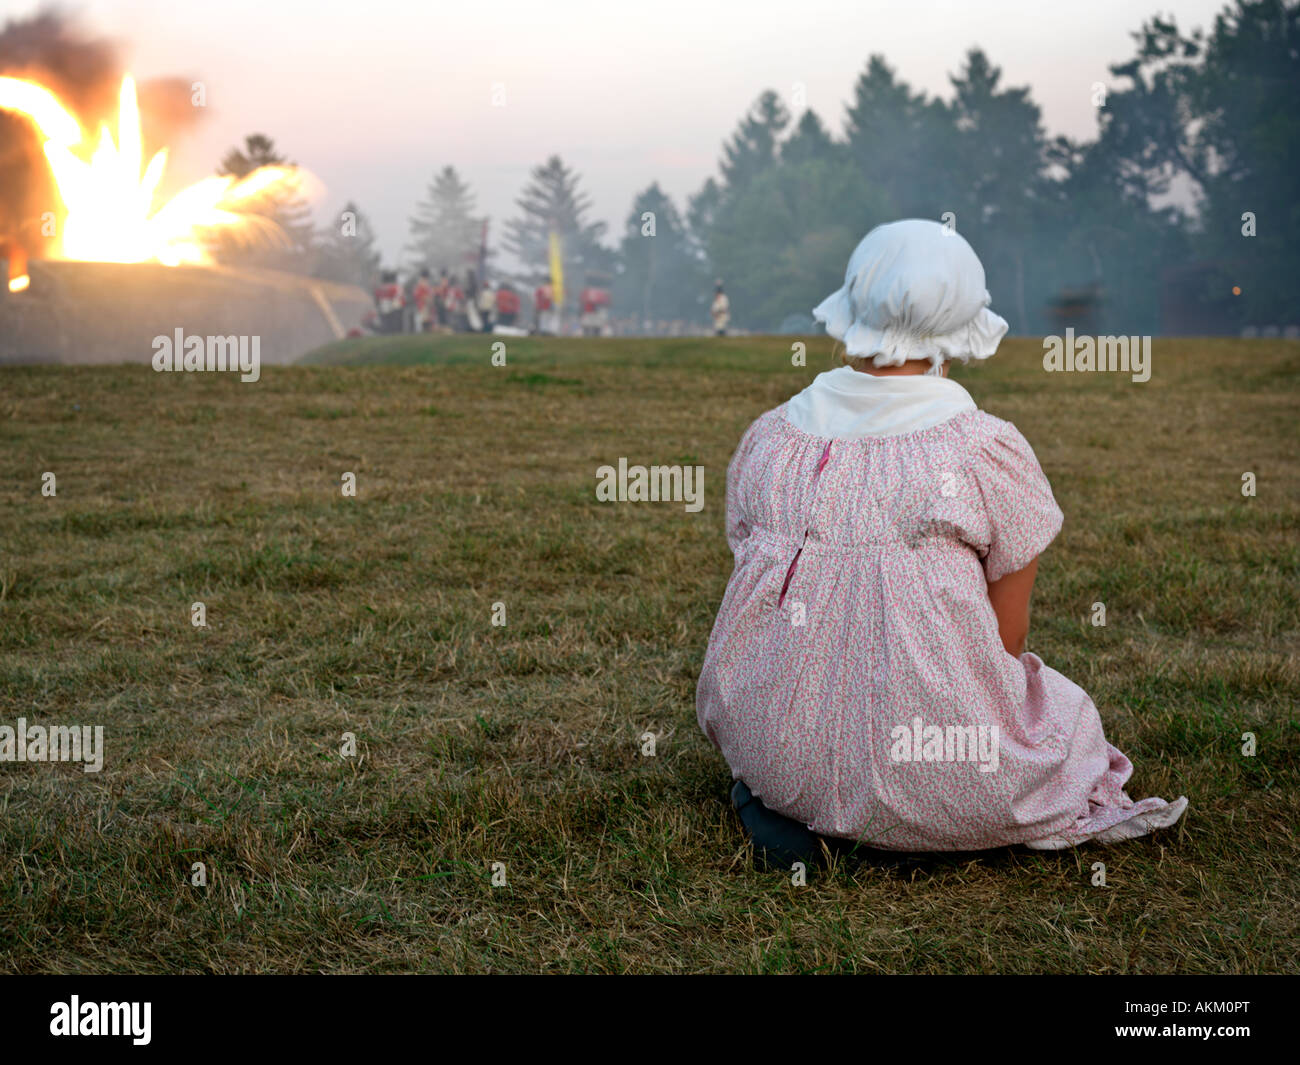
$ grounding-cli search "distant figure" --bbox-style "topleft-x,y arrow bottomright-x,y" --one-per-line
373,269 -> 405,335
495,283 -> 521,327
580,286 -> 611,337
533,284 -> 557,335
445,274 -> 467,331
433,268 -> 450,330
477,280 -> 496,333
711,281 -> 730,336
464,269 -> 483,332
412,268 -> 435,332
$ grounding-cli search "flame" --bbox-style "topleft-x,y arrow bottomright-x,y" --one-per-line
2,234 -> 28,292
0,73 -> 307,268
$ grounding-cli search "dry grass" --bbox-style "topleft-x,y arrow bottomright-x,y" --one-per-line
0,334 -> 1296,973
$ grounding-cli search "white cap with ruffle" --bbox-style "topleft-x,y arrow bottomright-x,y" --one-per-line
812,219 -> 1009,372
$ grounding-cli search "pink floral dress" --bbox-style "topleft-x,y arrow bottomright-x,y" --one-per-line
697,401 -> 1187,851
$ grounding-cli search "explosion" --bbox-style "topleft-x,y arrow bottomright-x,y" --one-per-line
0,71 -> 306,291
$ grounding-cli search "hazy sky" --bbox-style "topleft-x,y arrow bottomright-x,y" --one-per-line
9,0 -> 1230,263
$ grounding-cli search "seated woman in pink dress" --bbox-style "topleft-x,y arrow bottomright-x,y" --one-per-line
696,219 -> 1187,865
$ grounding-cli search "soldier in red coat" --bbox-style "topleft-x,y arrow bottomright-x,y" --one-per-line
533,284 -> 554,334
496,284 -> 521,326
580,287 -> 610,337
444,274 -> 468,332
412,268 -> 436,332
373,270 -> 405,334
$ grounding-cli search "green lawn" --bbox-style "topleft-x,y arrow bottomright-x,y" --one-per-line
0,334 -> 1296,972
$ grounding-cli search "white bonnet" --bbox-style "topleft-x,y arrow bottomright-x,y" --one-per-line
812,219 -> 1008,370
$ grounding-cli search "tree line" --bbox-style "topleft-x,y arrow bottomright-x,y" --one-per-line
234,0 -> 1299,335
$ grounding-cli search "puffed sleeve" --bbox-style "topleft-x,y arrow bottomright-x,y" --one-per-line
969,421 -> 1064,582
725,412 -> 771,554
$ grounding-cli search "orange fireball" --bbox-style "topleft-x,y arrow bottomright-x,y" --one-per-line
0,72 -> 308,268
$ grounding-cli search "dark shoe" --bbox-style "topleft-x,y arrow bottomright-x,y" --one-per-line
730,780 -> 824,869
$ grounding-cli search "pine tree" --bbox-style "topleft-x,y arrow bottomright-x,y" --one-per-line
404,166 -> 484,274
946,49 -> 1049,332
315,201 -> 382,287
614,183 -> 705,326
503,155 -> 611,297
843,56 -> 957,217
781,109 -> 839,166
719,91 -> 790,191
686,177 -> 723,270
217,133 -> 283,179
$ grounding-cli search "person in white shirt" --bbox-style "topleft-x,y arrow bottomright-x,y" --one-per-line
711,282 -> 730,336
478,281 -> 496,333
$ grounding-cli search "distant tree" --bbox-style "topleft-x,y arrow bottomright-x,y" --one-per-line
686,177 -> 723,266
614,183 -> 705,325
843,56 -> 959,217
1036,132 -> 1190,336
1099,1 -> 1300,325
218,132 -> 282,179
708,153 -> 888,330
504,155 -> 611,296
657,1 -> 1299,337
945,49 -> 1052,332
405,165 -> 484,274
720,90 -> 790,191
688,86 -> 890,330
315,201 -> 382,287
214,133 -> 316,271
781,109 -> 841,166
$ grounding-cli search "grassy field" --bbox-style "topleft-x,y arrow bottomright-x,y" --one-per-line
1,334 -> 1297,974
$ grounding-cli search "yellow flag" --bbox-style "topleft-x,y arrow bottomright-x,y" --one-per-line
548,230 -> 564,308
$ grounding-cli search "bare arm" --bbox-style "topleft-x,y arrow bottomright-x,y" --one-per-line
986,557 -> 1039,657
